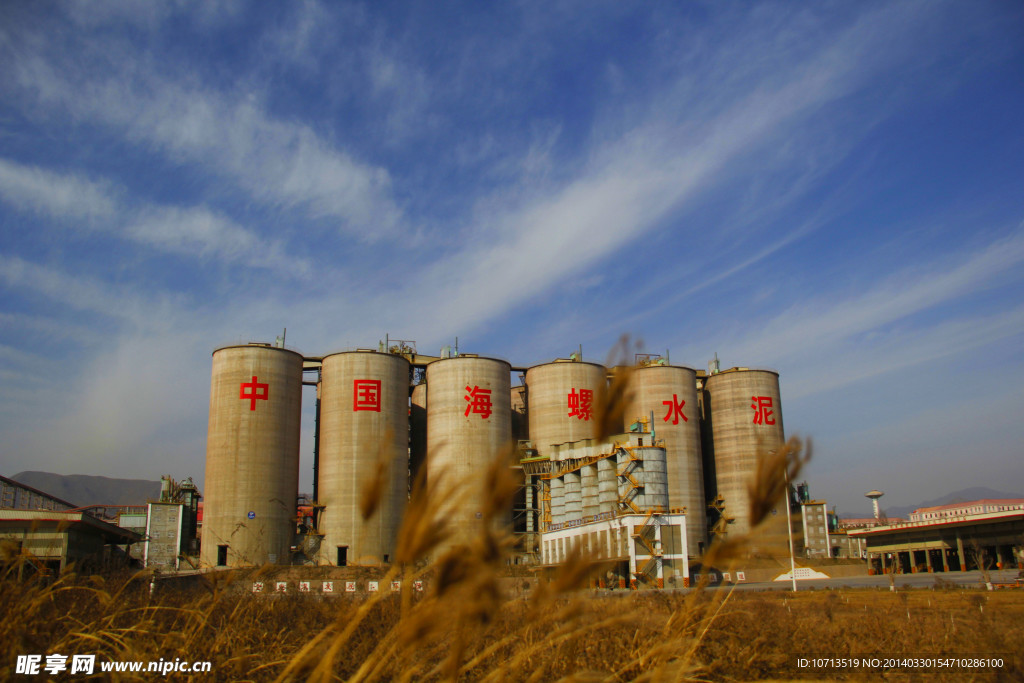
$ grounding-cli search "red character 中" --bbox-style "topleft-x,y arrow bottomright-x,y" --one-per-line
240,376 -> 269,411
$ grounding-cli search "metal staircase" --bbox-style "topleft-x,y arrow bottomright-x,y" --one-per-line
631,510 -> 664,583
616,450 -> 643,514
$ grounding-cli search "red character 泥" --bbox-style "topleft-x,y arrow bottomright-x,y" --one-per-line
751,396 -> 775,425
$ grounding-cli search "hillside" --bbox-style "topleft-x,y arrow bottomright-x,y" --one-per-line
9,471 -> 162,507
841,486 -> 1024,520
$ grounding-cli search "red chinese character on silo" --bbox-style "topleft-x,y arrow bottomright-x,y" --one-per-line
353,380 -> 382,412
464,385 -> 492,419
751,396 -> 775,425
662,394 -> 687,425
567,388 -> 593,421
240,376 -> 269,411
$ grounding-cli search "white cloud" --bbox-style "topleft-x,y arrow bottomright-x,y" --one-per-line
126,206 -> 310,275
0,158 -> 117,220
11,58 -> 403,237
727,232 -> 1024,365
0,158 -> 307,275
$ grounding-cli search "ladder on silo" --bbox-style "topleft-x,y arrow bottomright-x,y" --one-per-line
539,477 -> 552,531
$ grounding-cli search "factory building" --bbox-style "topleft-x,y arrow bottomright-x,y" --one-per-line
199,340 -> 789,580
850,508 -> 1024,574
525,432 -> 689,587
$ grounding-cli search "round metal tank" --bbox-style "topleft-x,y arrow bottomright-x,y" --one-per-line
627,365 -> 707,555
201,344 -> 303,567
410,383 -> 427,485
703,369 -> 785,537
581,464 -> 599,518
563,470 -> 582,521
597,457 -> 617,514
549,476 -> 564,527
525,361 -> 606,459
425,356 -> 512,551
636,446 -> 669,512
318,351 -> 410,566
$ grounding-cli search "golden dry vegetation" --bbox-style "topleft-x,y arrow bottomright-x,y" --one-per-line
2,557 -> 1023,682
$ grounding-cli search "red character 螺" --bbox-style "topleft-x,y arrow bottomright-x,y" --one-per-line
567,388 -> 593,421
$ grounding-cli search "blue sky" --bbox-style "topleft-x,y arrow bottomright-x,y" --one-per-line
1,1 -> 1021,516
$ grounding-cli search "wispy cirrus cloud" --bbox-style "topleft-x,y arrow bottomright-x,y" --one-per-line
8,55 -> 403,237
0,158 -> 117,220
0,158 -> 308,275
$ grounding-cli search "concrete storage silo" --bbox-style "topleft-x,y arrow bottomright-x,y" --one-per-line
703,369 -> 784,537
318,351 -> 410,566
627,365 -> 707,556
510,384 -> 528,441
410,383 -> 427,485
201,343 -> 303,567
426,356 -> 512,552
597,458 -> 617,514
525,361 -> 606,459
616,447 -> 669,513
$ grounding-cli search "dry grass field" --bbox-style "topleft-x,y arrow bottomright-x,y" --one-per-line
2,557 -> 1022,682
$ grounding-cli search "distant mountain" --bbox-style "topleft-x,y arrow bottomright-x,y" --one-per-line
9,471 -> 161,507
840,486 -> 1024,521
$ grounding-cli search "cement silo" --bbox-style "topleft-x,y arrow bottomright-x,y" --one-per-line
201,343 -> 303,567
525,361 -> 606,459
703,369 -> 785,537
426,356 -> 512,551
616,446 -> 669,513
318,351 -> 409,566
627,365 -> 707,556
510,384 -> 528,441
410,383 -> 427,485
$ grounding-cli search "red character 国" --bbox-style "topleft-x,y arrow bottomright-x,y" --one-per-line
567,388 -> 593,421
240,376 -> 269,411
751,396 -> 775,425
353,379 -> 382,412
464,385 -> 492,419
662,394 -> 687,425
